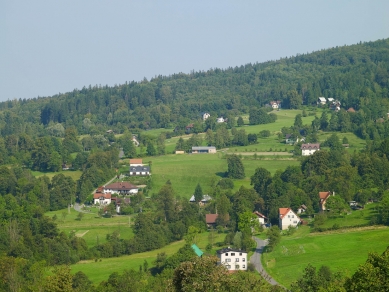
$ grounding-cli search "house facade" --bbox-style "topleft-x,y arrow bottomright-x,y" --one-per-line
202,113 -> 211,121
270,101 -> 281,109
253,211 -> 267,225
279,208 -> 300,230
217,117 -> 225,123
132,135 -> 140,147
94,192 -> 112,205
129,165 -> 150,176
297,204 -> 307,214
192,146 -> 217,154
319,191 -> 334,211
103,182 -> 138,195
217,248 -> 247,271
301,143 -> 320,156
318,97 -> 327,105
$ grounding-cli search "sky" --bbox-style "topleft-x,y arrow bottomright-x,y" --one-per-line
1,1 -> 389,102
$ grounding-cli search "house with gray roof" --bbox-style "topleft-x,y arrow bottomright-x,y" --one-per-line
192,146 -> 216,154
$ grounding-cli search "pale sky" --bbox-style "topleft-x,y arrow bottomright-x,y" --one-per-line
1,1 -> 389,102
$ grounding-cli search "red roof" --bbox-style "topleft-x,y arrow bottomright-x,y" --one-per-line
129,159 -> 143,165
104,182 -> 137,190
93,193 -> 111,199
206,214 -> 218,224
254,211 -> 267,219
279,208 -> 291,219
347,107 -> 356,113
319,191 -> 331,200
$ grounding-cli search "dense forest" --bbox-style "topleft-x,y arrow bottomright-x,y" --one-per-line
0,39 -> 388,137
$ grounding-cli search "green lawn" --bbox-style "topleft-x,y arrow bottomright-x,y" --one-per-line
45,207 -> 134,248
31,170 -> 83,181
318,203 -> 377,229
262,226 -> 389,288
148,153 -> 299,197
71,231 -> 227,284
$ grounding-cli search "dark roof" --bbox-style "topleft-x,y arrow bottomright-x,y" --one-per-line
130,165 -> 150,172
216,247 -> 247,255
301,143 -> 320,150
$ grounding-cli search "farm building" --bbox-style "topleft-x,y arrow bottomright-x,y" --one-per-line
192,146 -> 217,154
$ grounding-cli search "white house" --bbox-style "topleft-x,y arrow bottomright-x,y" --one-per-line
301,143 -> 320,156
203,112 -> 211,121
270,101 -> 281,109
279,208 -> 300,230
318,97 -> 327,105
129,165 -> 150,176
253,211 -> 267,226
327,98 -> 334,103
216,248 -> 247,271
103,182 -> 138,195
94,192 -> 112,205
217,117 -> 225,123
189,194 -> 212,206
297,204 -> 307,214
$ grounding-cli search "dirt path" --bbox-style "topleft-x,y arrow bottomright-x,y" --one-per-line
75,230 -> 89,237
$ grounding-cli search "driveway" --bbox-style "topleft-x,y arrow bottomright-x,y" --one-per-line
250,237 -> 280,286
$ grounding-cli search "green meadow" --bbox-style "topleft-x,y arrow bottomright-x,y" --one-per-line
45,208 -> 134,248
262,226 -> 389,287
148,154 -> 299,197
31,169 -> 83,181
316,203 -> 377,229
71,231 -> 227,284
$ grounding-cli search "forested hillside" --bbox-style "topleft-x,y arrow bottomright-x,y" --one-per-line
0,39 -> 388,137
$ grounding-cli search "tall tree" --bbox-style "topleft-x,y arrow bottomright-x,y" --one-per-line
193,183 -> 203,203
227,155 -> 245,179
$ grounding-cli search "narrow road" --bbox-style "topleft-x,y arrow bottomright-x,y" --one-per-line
250,237 -> 280,286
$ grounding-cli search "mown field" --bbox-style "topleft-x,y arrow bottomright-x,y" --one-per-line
71,231 -> 227,284
45,207 -> 134,248
147,154 -> 300,197
30,169 -> 83,181
262,226 -> 389,287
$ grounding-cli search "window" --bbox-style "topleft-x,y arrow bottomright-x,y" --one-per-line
236,258 -> 239,262
226,258 -> 231,262
225,253 -> 228,256
231,253 -> 235,256
239,253 -> 242,256
288,215 -> 290,218
235,265 -> 240,269
242,265 -> 246,269
292,215 -> 294,218
242,258 -> 245,262
226,265 -> 231,269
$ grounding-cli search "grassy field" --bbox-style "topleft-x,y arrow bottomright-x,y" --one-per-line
71,231 -> 227,284
262,226 -> 389,287
31,169 -> 83,181
45,207 -> 134,248
148,153 -> 299,197
316,203 -> 377,229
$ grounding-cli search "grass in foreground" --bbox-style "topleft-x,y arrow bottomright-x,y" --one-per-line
262,226 -> 389,287
71,231 -> 227,284
45,208 -> 134,248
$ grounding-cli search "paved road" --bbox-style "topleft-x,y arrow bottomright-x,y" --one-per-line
250,237 -> 280,286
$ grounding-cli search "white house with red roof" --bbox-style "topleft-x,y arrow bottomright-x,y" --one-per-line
253,211 -> 267,226
279,208 -> 300,230
270,101 -> 281,109
93,192 -> 112,205
319,191 -> 334,211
